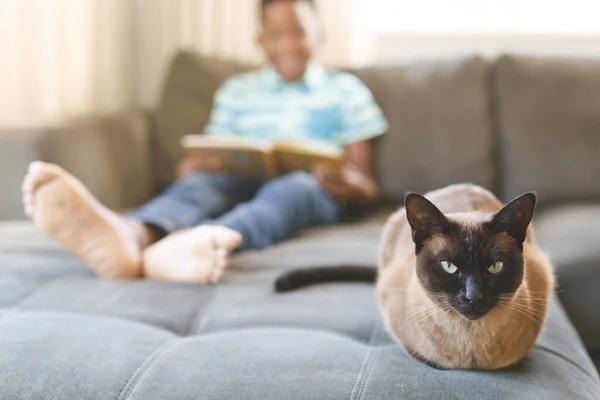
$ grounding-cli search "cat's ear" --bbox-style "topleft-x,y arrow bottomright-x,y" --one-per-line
491,192 -> 537,247
405,193 -> 451,252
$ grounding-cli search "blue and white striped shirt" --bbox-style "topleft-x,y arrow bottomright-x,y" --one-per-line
205,63 -> 388,149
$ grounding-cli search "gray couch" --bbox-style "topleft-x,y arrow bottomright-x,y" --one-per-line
1,52 -> 599,399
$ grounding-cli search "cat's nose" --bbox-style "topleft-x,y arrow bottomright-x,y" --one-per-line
465,277 -> 483,304
465,290 -> 483,304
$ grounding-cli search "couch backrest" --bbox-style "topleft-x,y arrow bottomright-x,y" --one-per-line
155,52 -> 497,202
493,55 -> 600,206
155,51 -> 600,207
154,52 -> 254,189
350,57 -> 496,201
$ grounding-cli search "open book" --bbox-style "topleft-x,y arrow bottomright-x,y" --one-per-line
181,135 -> 345,179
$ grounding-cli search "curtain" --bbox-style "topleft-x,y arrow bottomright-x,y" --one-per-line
0,0 -> 364,123
11,0 -> 592,123
0,0 -> 132,125
130,0 -> 362,108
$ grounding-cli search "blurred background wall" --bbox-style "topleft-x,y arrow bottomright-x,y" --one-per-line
1,0 -> 600,125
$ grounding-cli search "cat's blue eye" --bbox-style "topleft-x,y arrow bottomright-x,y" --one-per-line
488,261 -> 504,275
440,261 -> 458,274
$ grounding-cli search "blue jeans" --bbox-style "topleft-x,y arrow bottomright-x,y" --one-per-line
128,171 -> 342,251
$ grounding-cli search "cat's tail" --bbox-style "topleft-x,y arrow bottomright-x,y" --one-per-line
274,266 -> 377,292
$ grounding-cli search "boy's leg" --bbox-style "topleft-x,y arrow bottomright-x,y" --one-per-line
22,161 -> 146,278
127,172 -> 260,236
213,171 -> 343,250
138,171 -> 341,284
22,161 -> 260,279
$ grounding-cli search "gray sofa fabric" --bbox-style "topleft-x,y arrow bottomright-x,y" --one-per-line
535,204 -> 600,351
154,54 -> 254,190
0,112 -> 154,220
353,57 -> 496,201
494,55 -> 600,206
1,221 -> 599,399
0,127 -> 46,221
1,51 -> 600,398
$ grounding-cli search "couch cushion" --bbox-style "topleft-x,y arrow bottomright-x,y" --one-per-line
494,55 -> 600,206
534,204 -> 600,351
0,112 -> 153,221
351,57 -> 496,201
0,220 -> 599,399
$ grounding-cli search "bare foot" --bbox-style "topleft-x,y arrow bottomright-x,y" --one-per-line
142,226 -> 242,283
22,161 -> 142,278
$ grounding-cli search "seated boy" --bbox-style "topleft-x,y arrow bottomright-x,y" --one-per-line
21,0 -> 388,283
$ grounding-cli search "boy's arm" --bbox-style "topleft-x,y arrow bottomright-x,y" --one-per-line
345,140 -> 379,202
315,73 -> 387,204
176,154 -> 222,179
314,140 -> 379,205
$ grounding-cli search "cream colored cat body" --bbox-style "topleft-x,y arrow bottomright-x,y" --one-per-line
377,184 -> 555,370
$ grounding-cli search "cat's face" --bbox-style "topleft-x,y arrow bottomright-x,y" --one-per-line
405,192 -> 536,320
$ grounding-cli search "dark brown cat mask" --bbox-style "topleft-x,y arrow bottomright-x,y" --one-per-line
405,192 -> 536,319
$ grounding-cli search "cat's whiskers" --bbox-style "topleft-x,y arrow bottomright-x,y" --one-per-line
394,309 -> 430,332
498,295 -> 550,307
498,293 -> 549,300
380,287 -> 411,292
503,299 -> 549,308
496,303 -> 545,327
402,303 -> 458,333
396,304 -> 446,332
496,304 -> 532,326
498,295 -> 549,311
412,307 -> 449,332
501,301 -> 563,342
508,306 -> 545,323
514,290 -> 561,295
434,305 -> 459,331
381,287 -> 447,300
392,305 -> 430,322
507,301 -> 547,321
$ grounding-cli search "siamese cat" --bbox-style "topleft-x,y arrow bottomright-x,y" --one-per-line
275,184 -> 555,370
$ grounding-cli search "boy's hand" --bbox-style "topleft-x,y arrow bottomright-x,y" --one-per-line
313,163 -> 378,204
176,155 -> 222,179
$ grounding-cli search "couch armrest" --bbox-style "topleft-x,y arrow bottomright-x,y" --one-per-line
0,111 -> 155,221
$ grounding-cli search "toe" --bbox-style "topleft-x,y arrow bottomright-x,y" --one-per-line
23,192 -> 33,206
28,161 -> 52,181
24,161 -> 59,194
21,175 -> 33,193
216,248 -> 228,259
210,248 -> 231,284
28,161 -> 45,173
209,267 -> 223,284
212,227 -> 243,250
28,161 -> 63,182
210,259 -> 228,283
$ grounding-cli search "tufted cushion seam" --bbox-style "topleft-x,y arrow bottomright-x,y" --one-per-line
358,348 -> 383,400
184,286 -> 222,336
348,320 -> 378,400
10,279 -> 62,310
532,344 -> 599,382
3,309 -> 181,337
117,338 -> 180,400
193,325 -> 373,345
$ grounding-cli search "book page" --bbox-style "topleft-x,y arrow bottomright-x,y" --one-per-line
272,140 -> 344,174
181,134 -> 270,152
181,135 -> 277,178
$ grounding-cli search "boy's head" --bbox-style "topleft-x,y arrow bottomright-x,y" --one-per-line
258,0 -> 322,82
